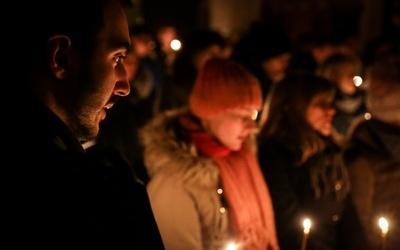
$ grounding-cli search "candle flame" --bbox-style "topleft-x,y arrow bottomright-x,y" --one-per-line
303,218 -> 311,234
170,39 -> 181,51
226,242 -> 237,250
379,217 -> 389,234
353,76 -> 363,87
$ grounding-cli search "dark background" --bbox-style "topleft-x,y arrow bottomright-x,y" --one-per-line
126,0 -> 399,54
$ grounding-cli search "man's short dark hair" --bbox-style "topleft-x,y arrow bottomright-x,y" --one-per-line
19,0 -> 131,65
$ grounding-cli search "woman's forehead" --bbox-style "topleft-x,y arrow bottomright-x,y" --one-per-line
311,91 -> 335,103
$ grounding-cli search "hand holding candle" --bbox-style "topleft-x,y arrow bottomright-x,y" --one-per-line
379,217 -> 389,250
301,218 -> 311,250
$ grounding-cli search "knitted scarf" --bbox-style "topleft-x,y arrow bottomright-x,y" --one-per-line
180,113 -> 279,250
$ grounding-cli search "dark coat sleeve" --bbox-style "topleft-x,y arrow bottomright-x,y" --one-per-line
87,148 -> 165,249
258,141 -> 306,249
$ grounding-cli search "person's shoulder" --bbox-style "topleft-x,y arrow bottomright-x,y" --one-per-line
258,136 -> 289,153
88,146 -> 144,184
344,118 -> 388,159
257,137 -> 295,168
346,114 -> 370,138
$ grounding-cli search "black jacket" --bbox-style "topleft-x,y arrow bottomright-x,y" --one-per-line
341,119 -> 400,250
258,137 -> 349,250
2,92 -> 164,249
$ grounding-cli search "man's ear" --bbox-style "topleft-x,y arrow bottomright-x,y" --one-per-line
47,35 -> 71,79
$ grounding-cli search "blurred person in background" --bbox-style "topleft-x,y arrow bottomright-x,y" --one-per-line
158,28 -> 227,112
290,34 -> 342,74
340,54 -> 400,250
156,25 -> 180,73
140,58 -> 279,250
362,36 -> 399,67
231,21 -> 293,99
257,72 -> 350,250
3,0 -> 164,248
316,53 -> 367,144
128,24 -> 166,104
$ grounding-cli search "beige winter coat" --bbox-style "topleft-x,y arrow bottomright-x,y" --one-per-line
140,108 -> 236,250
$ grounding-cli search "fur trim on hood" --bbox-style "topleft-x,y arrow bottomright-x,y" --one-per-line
139,107 -> 219,189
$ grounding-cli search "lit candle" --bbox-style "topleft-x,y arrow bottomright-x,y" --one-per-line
301,218 -> 311,250
379,217 -> 389,250
225,242 -> 237,250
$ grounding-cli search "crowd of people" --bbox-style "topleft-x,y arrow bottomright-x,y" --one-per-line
5,0 -> 399,249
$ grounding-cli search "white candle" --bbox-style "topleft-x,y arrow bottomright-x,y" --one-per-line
379,217 -> 389,250
301,218 -> 311,250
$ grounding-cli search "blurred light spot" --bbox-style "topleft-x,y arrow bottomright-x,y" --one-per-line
226,242 -> 237,250
170,39 -> 181,51
148,40 -> 156,50
353,76 -> 363,87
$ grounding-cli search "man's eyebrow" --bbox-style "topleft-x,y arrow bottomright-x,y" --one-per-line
122,42 -> 132,52
126,43 -> 134,53
113,41 -> 131,52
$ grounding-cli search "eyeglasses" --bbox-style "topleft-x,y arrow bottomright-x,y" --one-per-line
225,109 -> 259,123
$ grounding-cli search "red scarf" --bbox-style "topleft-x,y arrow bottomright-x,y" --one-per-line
180,113 -> 279,250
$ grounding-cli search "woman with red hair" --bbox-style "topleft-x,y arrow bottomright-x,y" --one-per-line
140,58 -> 279,250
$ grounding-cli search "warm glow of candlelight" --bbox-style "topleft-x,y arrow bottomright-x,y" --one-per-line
303,218 -> 311,234
301,218 -> 311,250
353,75 -> 363,87
226,242 -> 237,250
379,217 -> 389,250
379,217 -> 389,235
170,39 -> 181,51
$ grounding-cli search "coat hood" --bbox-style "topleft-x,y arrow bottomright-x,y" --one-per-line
139,107 -> 219,189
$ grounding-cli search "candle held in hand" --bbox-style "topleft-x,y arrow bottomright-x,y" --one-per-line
301,218 -> 311,250
379,217 -> 389,250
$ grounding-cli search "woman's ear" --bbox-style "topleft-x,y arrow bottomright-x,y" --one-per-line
47,35 -> 71,79
199,117 -> 214,136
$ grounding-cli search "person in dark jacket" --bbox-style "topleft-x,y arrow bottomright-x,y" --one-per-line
257,72 -> 350,250
340,54 -> 400,250
2,0 -> 164,248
